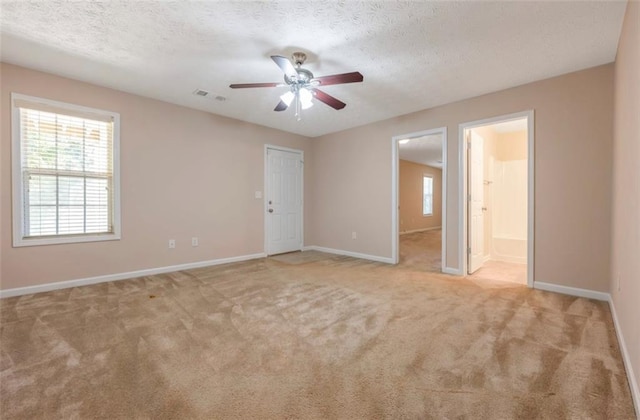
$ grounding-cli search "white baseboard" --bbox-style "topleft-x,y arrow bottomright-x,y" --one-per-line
491,255 -> 527,264
0,252 -> 266,299
533,281 -> 609,301
400,226 -> 442,235
303,245 -> 394,264
442,267 -> 463,276
303,245 -> 456,273
609,297 -> 640,416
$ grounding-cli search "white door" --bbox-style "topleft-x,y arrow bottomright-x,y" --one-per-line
266,147 -> 303,255
468,130 -> 484,273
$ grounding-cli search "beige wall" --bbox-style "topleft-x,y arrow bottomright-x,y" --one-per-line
496,131 -> 527,161
0,62 -> 617,297
399,160 -> 442,233
311,64 -> 614,291
0,63 -> 312,290
611,0 -> 640,408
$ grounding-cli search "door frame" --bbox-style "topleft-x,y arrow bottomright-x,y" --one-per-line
458,110 -> 535,287
391,127 -> 448,270
264,144 -> 304,256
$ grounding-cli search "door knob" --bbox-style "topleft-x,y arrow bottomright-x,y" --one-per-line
268,209 -> 273,213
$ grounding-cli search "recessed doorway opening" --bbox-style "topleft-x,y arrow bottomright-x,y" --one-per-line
391,127 -> 447,272
459,111 -> 534,287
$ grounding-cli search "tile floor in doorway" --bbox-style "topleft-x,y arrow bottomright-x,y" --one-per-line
400,230 -> 527,285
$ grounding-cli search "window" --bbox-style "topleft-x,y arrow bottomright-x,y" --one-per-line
423,175 -> 433,216
12,93 -> 120,247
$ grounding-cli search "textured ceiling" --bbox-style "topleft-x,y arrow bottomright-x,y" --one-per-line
0,1 -> 627,137
399,134 -> 443,169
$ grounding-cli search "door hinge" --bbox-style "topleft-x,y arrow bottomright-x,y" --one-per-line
467,194 -> 471,202
467,247 -> 471,255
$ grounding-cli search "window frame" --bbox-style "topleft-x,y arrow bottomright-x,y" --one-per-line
11,93 -> 121,247
422,174 -> 434,217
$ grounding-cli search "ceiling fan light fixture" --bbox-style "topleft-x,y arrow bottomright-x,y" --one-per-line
299,88 -> 314,109
280,91 -> 295,106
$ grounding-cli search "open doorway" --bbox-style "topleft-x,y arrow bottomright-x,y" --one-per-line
460,111 -> 534,286
391,127 -> 447,272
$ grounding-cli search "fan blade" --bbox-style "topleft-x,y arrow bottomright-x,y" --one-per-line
271,55 -> 298,79
313,71 -> 363,86
274,100 -> 288,112
312,89 -> 346,110
229,82 -> 281,89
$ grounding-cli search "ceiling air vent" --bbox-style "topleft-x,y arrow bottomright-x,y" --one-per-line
193,89 -> 209,97
193,89 -> 226,102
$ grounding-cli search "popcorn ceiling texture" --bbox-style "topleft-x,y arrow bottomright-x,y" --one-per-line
0,1 -> 627,137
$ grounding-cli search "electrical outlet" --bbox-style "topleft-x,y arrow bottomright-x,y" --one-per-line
255,191 -> 262,199
192,237 -> 199,247
352,231 -> 357,240
168,239 -> 176,249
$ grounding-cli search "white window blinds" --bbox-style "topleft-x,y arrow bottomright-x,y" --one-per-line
13,94 -> 120,245
423,175 -> 433,216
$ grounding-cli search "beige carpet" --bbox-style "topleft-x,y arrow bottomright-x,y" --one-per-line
399,229 -> 443,272
0,252 -> 636,419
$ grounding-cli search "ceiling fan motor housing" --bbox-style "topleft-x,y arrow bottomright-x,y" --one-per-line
285,67 -> 314,86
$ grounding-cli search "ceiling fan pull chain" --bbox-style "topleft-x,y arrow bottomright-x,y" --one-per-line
295,89 -> 302,121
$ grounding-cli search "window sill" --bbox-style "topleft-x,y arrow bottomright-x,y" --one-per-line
13,232 -> 121,248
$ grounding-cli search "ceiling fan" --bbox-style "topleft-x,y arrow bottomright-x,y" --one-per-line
229,52 -> 363,120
